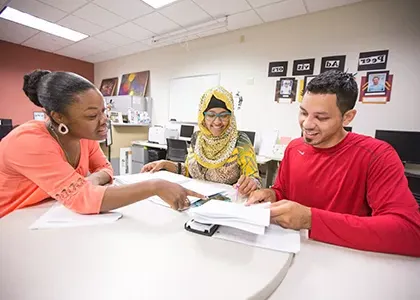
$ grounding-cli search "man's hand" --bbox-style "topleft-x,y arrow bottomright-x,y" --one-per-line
270,200 -> 312,230
245,189 -> 276,205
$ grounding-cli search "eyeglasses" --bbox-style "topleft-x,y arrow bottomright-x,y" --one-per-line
203,111 -> 231,121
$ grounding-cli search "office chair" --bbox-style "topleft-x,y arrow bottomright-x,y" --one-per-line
166,138 -> 188,162
239,130 -> 256,146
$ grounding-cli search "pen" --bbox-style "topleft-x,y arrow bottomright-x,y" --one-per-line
234,184 -> 239,203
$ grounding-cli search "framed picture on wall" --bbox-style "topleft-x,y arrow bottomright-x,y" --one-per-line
366,70 -> 388,95
99,77 -> 119,96
275,78 -> 297,103
33,111 -> 45,121
303,75 -> 316,90
109,111 -> 123,124
359,71 -> 393,104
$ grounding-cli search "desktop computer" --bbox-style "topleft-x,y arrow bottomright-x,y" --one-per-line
0,119 -> 13,141
180,125 -> 194,139
375,129 -> 420,205
375,130 -> 420,164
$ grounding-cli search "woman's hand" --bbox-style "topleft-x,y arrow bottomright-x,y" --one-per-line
155,180 -> 205,210
234,175 -> 259,196
141,160 -> 177,173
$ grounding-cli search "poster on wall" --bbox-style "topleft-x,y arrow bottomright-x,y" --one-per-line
357,50 -> 389,71
274,77 -> 297,103
268,61 -> 288,77
320,55 -> 346,73
99,77 -> 118,96
292,58 -> 315,76
118,71 -> 150,96
359,70 -> 393,103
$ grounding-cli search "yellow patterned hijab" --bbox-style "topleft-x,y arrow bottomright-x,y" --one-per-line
194,86 -> 238,169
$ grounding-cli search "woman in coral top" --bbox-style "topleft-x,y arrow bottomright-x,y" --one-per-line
0,70 -> 202,217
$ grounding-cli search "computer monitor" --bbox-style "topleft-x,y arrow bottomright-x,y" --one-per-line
0,119 -> 13,140
180,125 -> 194,138
375,130 -> 420,164
240,131 -> 256,146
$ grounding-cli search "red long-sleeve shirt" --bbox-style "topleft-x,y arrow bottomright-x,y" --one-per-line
272,132 -> 420,257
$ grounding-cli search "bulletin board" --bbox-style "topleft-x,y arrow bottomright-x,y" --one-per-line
168,73 -> 220,123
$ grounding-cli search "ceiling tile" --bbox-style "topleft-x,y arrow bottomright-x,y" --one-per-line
58,15 -> 105,36
114,41 -> 151,56
159,0 -> 211,27
228,10 -> 263,30
194,0 -> 251,17
22,32 -> 74,52
133,12 -> 181,35
304,0 -> 362,13
0,0 -> 7,10
83,41 -> 151,62
112,22 -> 154,40
197,26 -> 228,38
0,19 -> 39,44
94,30 -> 136,46
72,3 -> 126,28
256,0 -> 307,22
56,37 -> 116,58
247,0 -> 283,8
82,51 -> 121,63
37,0 -> 88,12
8,0 -> 67,22
93,0 -> 154,20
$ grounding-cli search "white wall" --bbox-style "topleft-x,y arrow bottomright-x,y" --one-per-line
95,0 -> 420,140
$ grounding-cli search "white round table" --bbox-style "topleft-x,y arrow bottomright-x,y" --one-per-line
1,199 -> 293,300
269,238 -> 420,300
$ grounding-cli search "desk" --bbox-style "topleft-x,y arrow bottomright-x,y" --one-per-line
132,140 -> 279,188
132,139 -> 167,150
0,181 -> 293,300
269,238 -> 420,300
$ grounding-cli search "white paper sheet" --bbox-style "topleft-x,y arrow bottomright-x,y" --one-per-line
189,200 -> 270,234
190,200 -> 270,226
114,171 -> 191,186
29,203 -> 122,230
148,180 -> 226,209
214,224 -> 301,254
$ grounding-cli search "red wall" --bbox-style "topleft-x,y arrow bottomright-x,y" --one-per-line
0,41 -> 94,125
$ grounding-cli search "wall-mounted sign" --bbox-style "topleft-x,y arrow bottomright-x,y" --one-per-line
292,58 -> 315,76
268,61 -> 288,77
357,50 -> 389,71
320,55 -> 346,73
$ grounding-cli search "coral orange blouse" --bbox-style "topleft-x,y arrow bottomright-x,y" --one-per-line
0,121 -> 113,217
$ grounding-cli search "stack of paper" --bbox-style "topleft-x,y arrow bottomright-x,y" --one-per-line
213,224 -> 301,254
29,203 -> 122,230
189,200 -> 270,234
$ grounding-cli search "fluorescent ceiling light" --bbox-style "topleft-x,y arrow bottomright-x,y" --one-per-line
0,7 -> 88,42
142,0 -> 179,9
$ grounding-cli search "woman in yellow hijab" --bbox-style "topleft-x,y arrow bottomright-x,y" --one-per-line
142,86 -> 261,195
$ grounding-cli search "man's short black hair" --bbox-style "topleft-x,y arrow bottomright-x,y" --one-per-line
305,70 -> 358,114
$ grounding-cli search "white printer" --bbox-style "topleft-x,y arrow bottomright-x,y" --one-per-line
148,125 -> 179,145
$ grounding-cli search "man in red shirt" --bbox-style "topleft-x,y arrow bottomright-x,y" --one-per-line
247,70 -> 420,257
